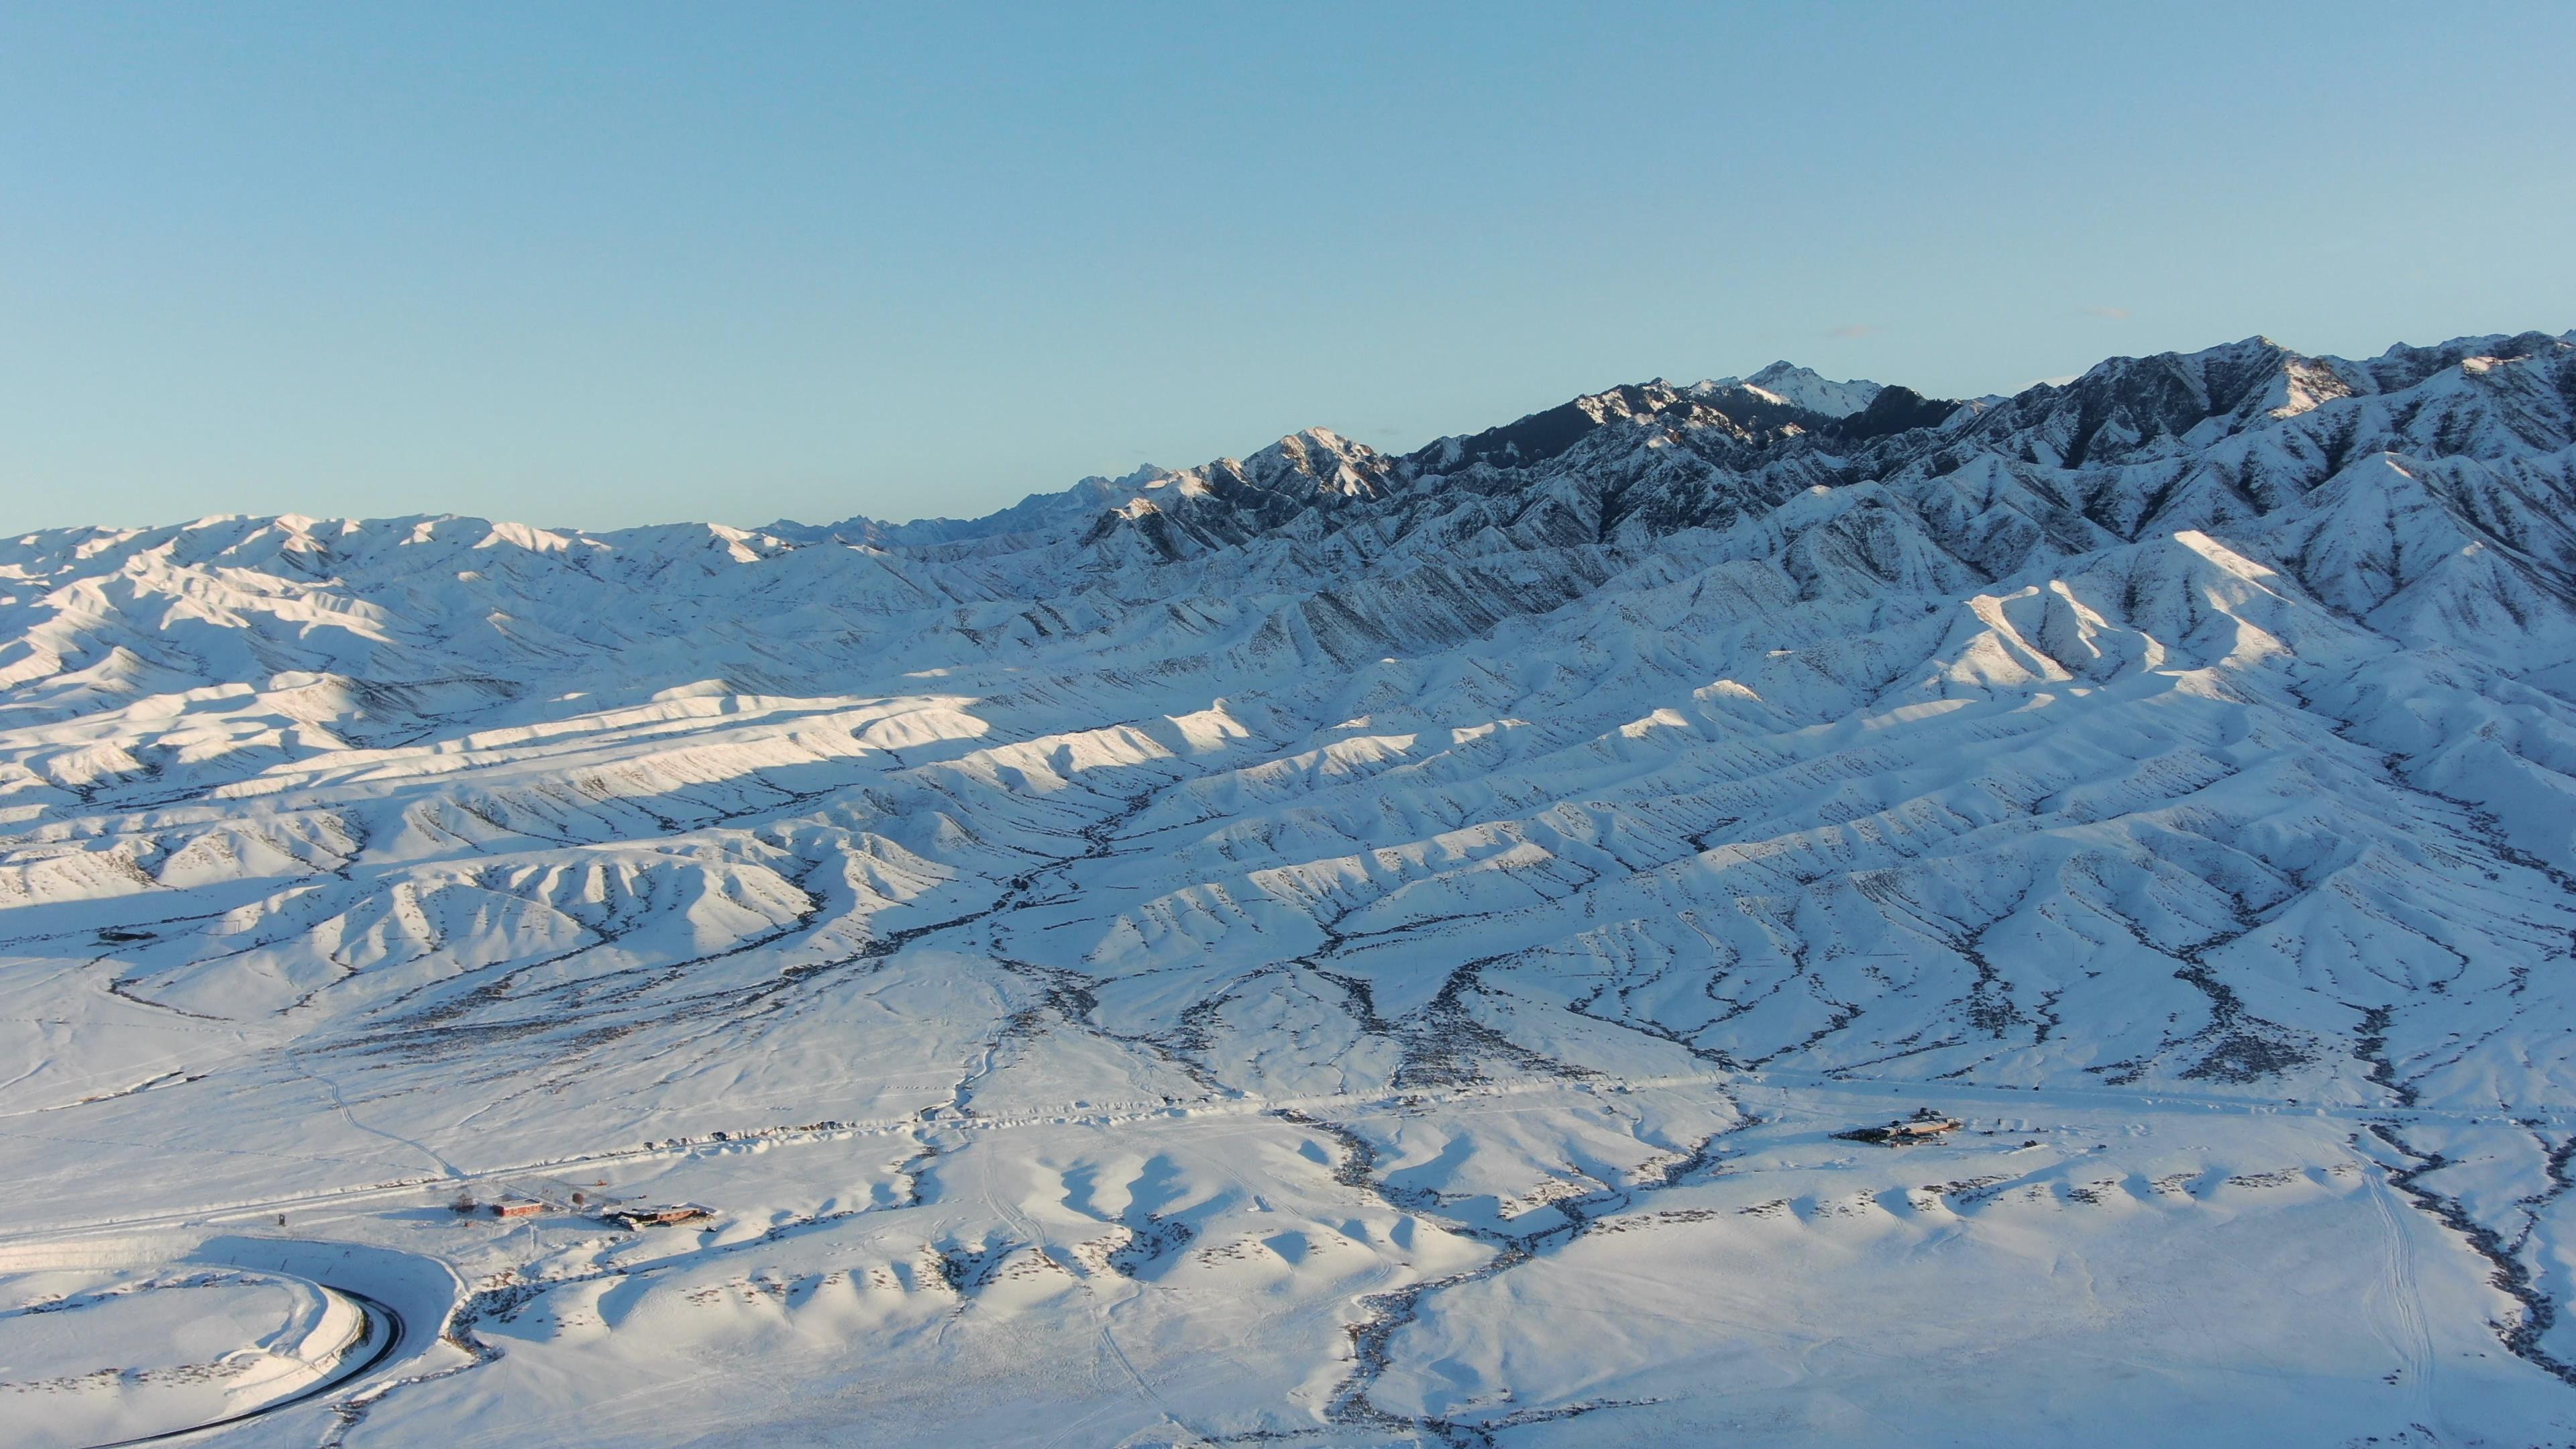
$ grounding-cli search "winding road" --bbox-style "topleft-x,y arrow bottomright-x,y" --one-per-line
80,1287 -> 407,1449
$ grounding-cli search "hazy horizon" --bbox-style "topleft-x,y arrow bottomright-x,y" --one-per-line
13,326 -> 2571,538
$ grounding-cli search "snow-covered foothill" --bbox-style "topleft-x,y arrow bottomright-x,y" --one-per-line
7,329 -> 2576,1445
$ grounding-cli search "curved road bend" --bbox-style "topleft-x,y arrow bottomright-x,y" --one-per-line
83,1289 -> 408,1449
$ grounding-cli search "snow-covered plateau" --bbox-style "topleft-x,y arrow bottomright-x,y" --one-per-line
8,332 -> 2576,1447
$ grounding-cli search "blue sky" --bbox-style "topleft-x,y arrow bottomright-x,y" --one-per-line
4,2 -> 2570,533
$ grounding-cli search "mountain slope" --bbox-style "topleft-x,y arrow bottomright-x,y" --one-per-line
7,331 -> 2576,1447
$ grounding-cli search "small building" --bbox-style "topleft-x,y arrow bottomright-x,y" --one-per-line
490,1198 -> 551,1218
602,1203 -> 714,1230
1837,1108 -> 1964,1146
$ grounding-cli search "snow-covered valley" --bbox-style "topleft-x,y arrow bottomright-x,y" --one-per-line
8,331 -> 2576,1446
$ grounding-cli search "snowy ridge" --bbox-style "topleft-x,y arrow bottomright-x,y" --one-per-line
1709,360 -> 1884,417
9,330 -> 2576,1445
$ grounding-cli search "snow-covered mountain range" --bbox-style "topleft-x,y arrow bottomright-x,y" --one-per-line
8,333 -> 2576,1447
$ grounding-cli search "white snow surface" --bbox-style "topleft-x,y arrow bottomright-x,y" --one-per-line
0,1264 -> 365,1448
1707,361 -> 1884,417
9,331 -> 2576,1446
